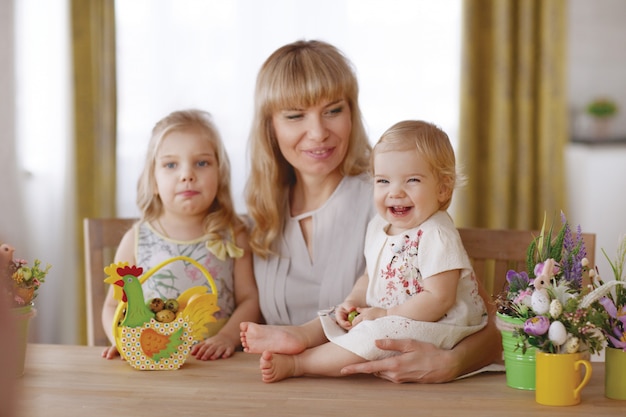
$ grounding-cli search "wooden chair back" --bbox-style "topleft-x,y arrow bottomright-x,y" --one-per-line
458,228 -> 596,300
83,218 -> 137,346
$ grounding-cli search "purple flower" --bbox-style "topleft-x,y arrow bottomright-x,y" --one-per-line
524,316 -> 550,336
599,297 -> 626,325
599,296 -> 626,350
607,327 -> 626,349
561,222 -> 586,289
505,270 -> 531,295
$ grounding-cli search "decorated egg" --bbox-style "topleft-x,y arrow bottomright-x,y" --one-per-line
531,288 -> 550,315
156,309 -> 176,323
564,336 -> 580,353
549,299 -> 563,319
164,298 -> 179,313
147,298 -> 165,313
548,320 -> 567,346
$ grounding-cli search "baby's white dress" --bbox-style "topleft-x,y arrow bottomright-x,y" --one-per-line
319,211 -> 487,360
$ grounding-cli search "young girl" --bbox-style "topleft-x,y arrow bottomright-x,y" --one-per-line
101,109 -> 260,360
240,120 -> 487,382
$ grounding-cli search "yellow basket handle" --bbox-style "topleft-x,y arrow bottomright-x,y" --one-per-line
138,255 -> 218,295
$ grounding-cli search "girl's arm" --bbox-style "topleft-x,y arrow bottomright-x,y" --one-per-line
101,228 -> 136,359
191,228 -> 260,360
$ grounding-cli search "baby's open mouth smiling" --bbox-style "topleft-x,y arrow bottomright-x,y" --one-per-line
389,206 -> 412,215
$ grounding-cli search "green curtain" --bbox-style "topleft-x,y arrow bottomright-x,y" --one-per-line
71,0 -> 117,344
457,0 -> 568,230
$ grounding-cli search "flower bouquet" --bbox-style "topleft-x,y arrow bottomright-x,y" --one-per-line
494,213 -> 605,391
6,257 -> 51,308
587,235 -> 626,350
495,212 -> 606,405
586,235 -> 626,399
2,243 -> 50,307
1,243 -> 51,376
496,212 -> 604,355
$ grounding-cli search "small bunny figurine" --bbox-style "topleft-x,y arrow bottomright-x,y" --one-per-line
1,243 -> 15,283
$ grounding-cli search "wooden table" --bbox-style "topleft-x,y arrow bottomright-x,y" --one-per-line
15,344 -> 624,416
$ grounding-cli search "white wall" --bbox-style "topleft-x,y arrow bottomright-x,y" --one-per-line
568,0 -> 626,139
114,0 -> 462,218
0,0 -> 27,250
566,0 -> 626,279
2,0 -> 75,344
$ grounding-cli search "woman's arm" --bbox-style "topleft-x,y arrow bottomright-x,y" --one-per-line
340,283 -> 502,383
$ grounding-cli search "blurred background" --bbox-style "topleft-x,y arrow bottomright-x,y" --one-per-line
1,0 -> 624,345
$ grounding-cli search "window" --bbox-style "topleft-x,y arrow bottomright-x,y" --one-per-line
115,0 -> 461,216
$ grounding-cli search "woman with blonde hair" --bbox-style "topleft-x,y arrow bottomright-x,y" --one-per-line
243,40 -> 500,383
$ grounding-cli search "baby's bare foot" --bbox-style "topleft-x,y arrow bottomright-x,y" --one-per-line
240,322 -> 307,354
260,351 -> 297,383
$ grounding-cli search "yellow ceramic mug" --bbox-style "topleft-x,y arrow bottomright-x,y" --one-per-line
535,351 -> 592,406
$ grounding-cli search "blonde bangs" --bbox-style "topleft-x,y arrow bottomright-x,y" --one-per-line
258,43 -> 357,116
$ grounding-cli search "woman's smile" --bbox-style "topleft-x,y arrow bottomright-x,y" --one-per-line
303,146 -> 335,159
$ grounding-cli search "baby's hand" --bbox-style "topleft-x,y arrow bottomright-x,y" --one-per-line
335,302 -> 359,330
190,334 -> 236,360
349,307 -> 386,326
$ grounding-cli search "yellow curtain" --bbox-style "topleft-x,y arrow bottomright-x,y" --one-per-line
457,0 -> 568,229
71,0 -> 117,344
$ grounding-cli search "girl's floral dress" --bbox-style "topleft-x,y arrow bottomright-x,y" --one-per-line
135,222 -> 237,336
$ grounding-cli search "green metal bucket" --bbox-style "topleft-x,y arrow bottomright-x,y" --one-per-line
497,313 -> 536,390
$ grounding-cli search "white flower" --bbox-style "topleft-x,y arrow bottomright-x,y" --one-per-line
548,321 -> 568,346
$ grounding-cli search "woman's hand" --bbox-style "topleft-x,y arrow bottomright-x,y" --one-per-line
340,308 -> 501,384
340,339 -> 459,383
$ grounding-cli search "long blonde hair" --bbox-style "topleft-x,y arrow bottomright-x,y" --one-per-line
245,40 -> 371,257
137,109 -> 244,240
372,120 -> 465,211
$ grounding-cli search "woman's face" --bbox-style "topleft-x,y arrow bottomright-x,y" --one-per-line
271,98 -> 352,180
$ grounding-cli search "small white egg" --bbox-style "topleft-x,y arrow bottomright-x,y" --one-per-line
531,289 -> 550,315
548,321 -> 567,346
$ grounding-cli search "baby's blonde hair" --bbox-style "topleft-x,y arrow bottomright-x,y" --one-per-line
137,109 -> 244,239
245,40 -> 371,257
372,120 -> 465,211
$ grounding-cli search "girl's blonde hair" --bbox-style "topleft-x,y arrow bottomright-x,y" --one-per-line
372,120 -> 465,211
245,40 -> 372,257
137,109 -> 244,240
